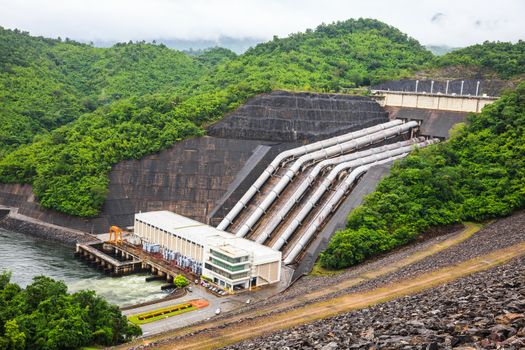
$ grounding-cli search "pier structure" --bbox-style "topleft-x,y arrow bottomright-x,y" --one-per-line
75,240 -> 196,283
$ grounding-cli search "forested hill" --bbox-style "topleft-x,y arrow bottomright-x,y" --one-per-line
197,19 -> 433,92
436,40 -> 525,79
0,18 -> 435,217
0,27 -> 235,156
0,18 -> 523,218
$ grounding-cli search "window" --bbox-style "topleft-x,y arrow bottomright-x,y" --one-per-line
204,263 -> 249,280
210,258 -> 248,272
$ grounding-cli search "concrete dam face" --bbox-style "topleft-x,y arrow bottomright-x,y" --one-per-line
208,91 -> 388,142
0,91 -> 389,234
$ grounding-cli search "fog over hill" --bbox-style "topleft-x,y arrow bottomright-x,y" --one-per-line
1,0 -> 524,48
92,36 -> 264,54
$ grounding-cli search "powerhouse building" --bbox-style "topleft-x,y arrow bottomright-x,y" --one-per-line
134,211 -> 281,291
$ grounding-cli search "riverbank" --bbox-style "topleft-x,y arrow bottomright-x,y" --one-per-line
0,206 -> 92,245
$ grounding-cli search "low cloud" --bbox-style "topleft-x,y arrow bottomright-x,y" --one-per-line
0,0 -> 523,47
431,13 -> 445,23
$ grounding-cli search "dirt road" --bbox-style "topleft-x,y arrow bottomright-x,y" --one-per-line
116,223 -> 485,349
159,241 -> 525,349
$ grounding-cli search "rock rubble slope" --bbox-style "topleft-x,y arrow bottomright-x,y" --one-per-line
224,255 -> 525,350
222,213 -> 525,350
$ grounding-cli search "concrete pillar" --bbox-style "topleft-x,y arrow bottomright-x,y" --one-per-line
460,81 -> 464,96
445,80 -> 449,95
415,80 -> 419,93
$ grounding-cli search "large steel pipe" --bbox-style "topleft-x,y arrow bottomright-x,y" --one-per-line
235,121 -> 419,238
272,138 -> 438,251
254,137 -> 426,245
216,120 -> 403,231
282,155 -> 407,265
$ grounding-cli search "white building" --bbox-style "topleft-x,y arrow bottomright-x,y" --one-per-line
133,211 -> 281,291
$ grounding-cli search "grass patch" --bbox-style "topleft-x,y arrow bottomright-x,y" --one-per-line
310,262 -> 344,276
128,303 -> 197,325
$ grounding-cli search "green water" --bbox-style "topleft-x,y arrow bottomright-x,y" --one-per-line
0,228 -> 166,307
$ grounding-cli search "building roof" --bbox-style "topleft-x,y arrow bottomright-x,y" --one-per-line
212,244 -> 249,258
135,211 -> 281,264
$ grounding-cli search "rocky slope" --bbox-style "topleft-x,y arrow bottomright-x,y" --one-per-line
224,255 -> 525,350
219,212 -> 525,349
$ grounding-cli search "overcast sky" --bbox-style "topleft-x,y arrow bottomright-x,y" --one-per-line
1,0 -> 524,47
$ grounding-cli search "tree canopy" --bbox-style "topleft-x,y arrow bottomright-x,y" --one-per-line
0,19 -> 524,217
436,40 -> 525,79
0,27 -> 220,157
0,272 -> 141,349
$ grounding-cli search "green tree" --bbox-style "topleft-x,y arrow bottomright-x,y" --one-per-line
3,320 -> 25,350
0,273 -> 141,349
174,275 -> 189,288
436,40 -> 525,79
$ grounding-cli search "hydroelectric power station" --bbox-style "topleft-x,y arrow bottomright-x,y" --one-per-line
2,79 -> 501,289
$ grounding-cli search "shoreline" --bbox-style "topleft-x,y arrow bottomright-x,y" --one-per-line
0,206 -> 93,246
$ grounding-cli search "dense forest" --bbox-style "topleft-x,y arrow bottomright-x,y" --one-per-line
320,82 -> 525,269
0,272 -> 141,349
436,40 -> 525,79
0,26 -> 231,157
0,19 -> 524,217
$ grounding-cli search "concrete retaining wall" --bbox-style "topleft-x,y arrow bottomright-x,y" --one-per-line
0,207 -> 92,245
0,92 -> 390,236
0,137 -> 268,233
208,90 -> 389,142
376,91 -> 496,113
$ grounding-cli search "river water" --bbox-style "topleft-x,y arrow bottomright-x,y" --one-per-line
0,228 -> 166,307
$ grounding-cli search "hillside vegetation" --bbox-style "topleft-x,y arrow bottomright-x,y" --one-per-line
0,19 -> 523,217
0,272 -> 141,349
0,18 -> 434,216
320,82 -> 525,269
0,27 -> 228,157
436,40 -> 525,79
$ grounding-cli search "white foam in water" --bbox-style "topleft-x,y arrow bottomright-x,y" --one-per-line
0,229 -> 166,306
67,273 -> 166,306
